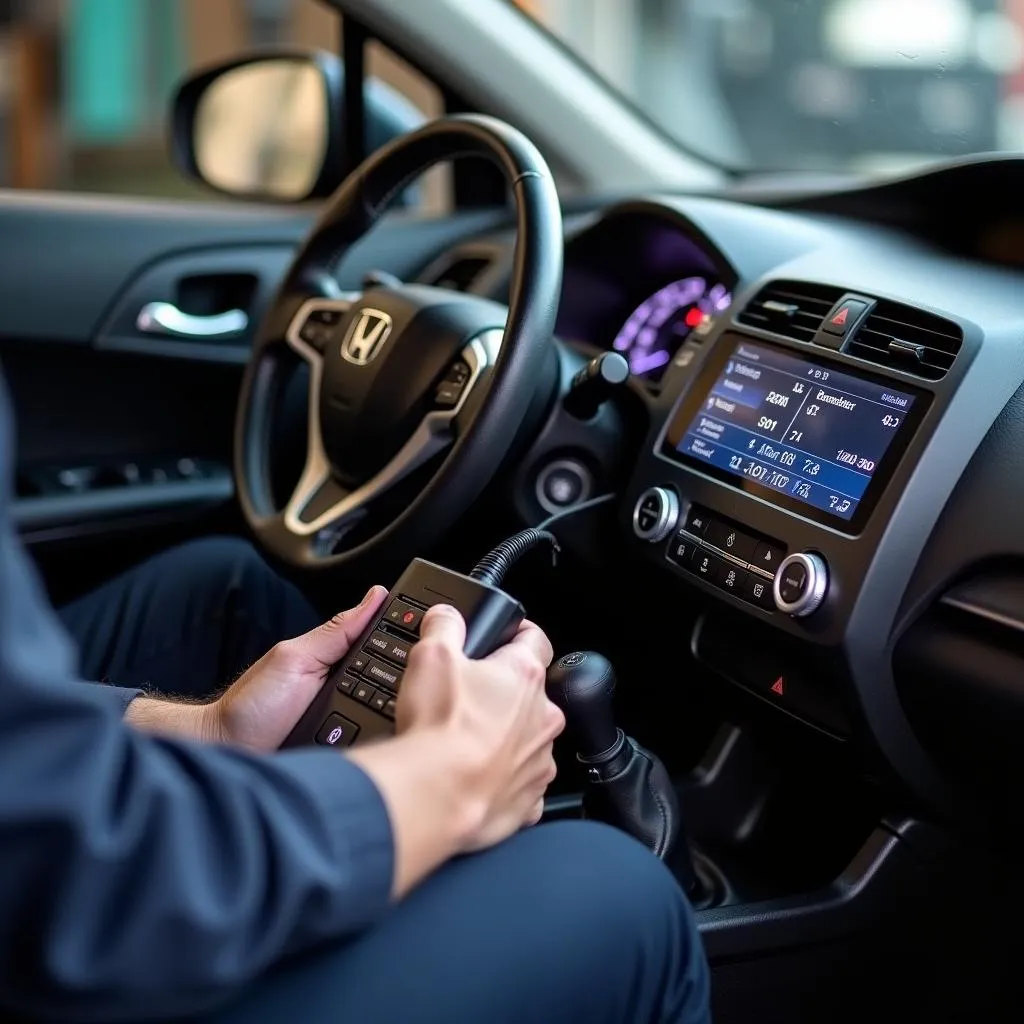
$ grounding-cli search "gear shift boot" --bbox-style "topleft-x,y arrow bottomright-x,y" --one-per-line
580,730 -> 680,861
546,651 -> 708,900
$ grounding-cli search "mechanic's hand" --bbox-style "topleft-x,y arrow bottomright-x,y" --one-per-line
396,604 -> 565,851
210,586 -> 388,752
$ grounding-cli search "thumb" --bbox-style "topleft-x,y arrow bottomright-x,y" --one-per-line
301,586 -> 389,667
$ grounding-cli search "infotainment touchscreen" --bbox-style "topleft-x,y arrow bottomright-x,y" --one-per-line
662,336 -> 930,532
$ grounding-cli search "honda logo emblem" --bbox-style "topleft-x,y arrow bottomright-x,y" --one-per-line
341,309 -> 392,365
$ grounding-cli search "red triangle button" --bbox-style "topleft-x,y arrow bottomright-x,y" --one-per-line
770,677 -> 785,696
830,307 -> 849,326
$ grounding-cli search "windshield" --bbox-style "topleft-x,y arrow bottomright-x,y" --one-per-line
518,0 -> 1022,173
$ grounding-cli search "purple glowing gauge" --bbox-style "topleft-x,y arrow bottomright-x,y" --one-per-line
612,277 -> 732,380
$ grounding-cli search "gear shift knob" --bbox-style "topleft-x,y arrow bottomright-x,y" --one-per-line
545,651 -> 619,758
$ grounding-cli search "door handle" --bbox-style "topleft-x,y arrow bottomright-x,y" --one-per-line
136,301 -> 248,339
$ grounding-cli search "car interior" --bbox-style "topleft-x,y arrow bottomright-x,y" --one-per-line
8,0 -> 1024,1020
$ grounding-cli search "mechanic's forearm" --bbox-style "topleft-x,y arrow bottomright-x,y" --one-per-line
347,729 -> 472,899
124,694 -> 221,743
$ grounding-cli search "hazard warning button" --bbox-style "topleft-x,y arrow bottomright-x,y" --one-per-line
691,615 -> 852,738
818,295 -> 873,348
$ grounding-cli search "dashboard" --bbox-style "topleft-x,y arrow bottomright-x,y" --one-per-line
419,160 -> 1024,830
556,212 -> 733,386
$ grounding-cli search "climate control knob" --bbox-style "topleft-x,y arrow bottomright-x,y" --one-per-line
632,487 -> 679,542
774,552 -> 829,617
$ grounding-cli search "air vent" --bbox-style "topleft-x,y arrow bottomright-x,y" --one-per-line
847,300 -> 962,380
736,281 -> 845,342
424,254 -> 492,292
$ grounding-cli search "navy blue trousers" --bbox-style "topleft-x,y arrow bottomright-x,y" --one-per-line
59,536 -> 321,697
59,538 -> 711,1024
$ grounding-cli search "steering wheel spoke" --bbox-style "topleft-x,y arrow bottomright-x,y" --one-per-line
285,296 -> 359,365
281,328 -> 503,547
449,330 -> 503,435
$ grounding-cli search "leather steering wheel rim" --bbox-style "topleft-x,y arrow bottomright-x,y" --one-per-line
234,114 -> 563,571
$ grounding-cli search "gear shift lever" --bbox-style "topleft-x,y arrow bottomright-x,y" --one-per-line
547,651 -> 706,900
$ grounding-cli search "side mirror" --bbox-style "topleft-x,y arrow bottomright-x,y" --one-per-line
170,49 -> 425,203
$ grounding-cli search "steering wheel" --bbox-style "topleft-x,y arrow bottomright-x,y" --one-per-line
235,115 -> 562,570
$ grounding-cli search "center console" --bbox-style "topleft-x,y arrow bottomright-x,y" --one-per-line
611,292 -> 1021,1021
623,290 -> 970,745
632,331 -> 930,620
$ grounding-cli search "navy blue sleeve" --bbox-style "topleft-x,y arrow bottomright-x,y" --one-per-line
80,680 -> 145,715
0,380 -> 395,1022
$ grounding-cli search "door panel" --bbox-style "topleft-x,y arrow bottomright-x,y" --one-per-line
0,193 -> 313,345
0,190 -> 510,598
95,245 -> 295,366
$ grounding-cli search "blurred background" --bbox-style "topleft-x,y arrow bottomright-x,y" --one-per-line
540,0 -> 1024,174
1,0 -> 1023,198
0,0 -> 443,198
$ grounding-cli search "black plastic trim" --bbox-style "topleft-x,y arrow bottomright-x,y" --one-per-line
697,818 -> 950,959
13,474 -> 233,537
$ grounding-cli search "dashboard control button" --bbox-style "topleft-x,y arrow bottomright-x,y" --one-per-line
364,658 -> 403,693
316,713 -> 360,748
632,487 -> 679,542
385,600 -> 422,634
373,632 -> 411,666
383,698 -> 397,720
742,573 -> 776,610
751,540 -> 786,575
821,297 -> 871,339
774,553 -> 829,617
347,651 -> 370,675
704,520 -> 758,562
364,631 -> 392,658
299,306 -> 346,352
352,680 -> 378,705
434,359 -> 472,408
536,459 -> 593,515
365,631 -> 411,667
717,563 -> 748,595
666,534 -> 700,570
693,549 -> 725,584
434,381 -> 463,407
777,561 -> 807,602
308,306 -> 345,327
337,674 -> 359,694
685,506 -> 710,537
369,690 -> 390,714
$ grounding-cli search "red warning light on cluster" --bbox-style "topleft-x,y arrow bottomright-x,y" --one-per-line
684,307 -> 705,329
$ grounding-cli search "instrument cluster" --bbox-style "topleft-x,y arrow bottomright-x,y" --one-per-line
555,209 -> 735,387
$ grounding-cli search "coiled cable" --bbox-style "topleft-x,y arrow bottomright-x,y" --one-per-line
468,493 -> 618,586
469,528 -> 560,587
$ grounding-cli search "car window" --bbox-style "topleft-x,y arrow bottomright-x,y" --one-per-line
519,0 -> 1024,175
0,0 -> 445,209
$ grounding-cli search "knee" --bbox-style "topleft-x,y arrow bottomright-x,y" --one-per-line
162,537 -> 318,640
521,820 -> 700,935
153,537 -> 285,605
167,536 -> 268,580
476,822 -> 710,1022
